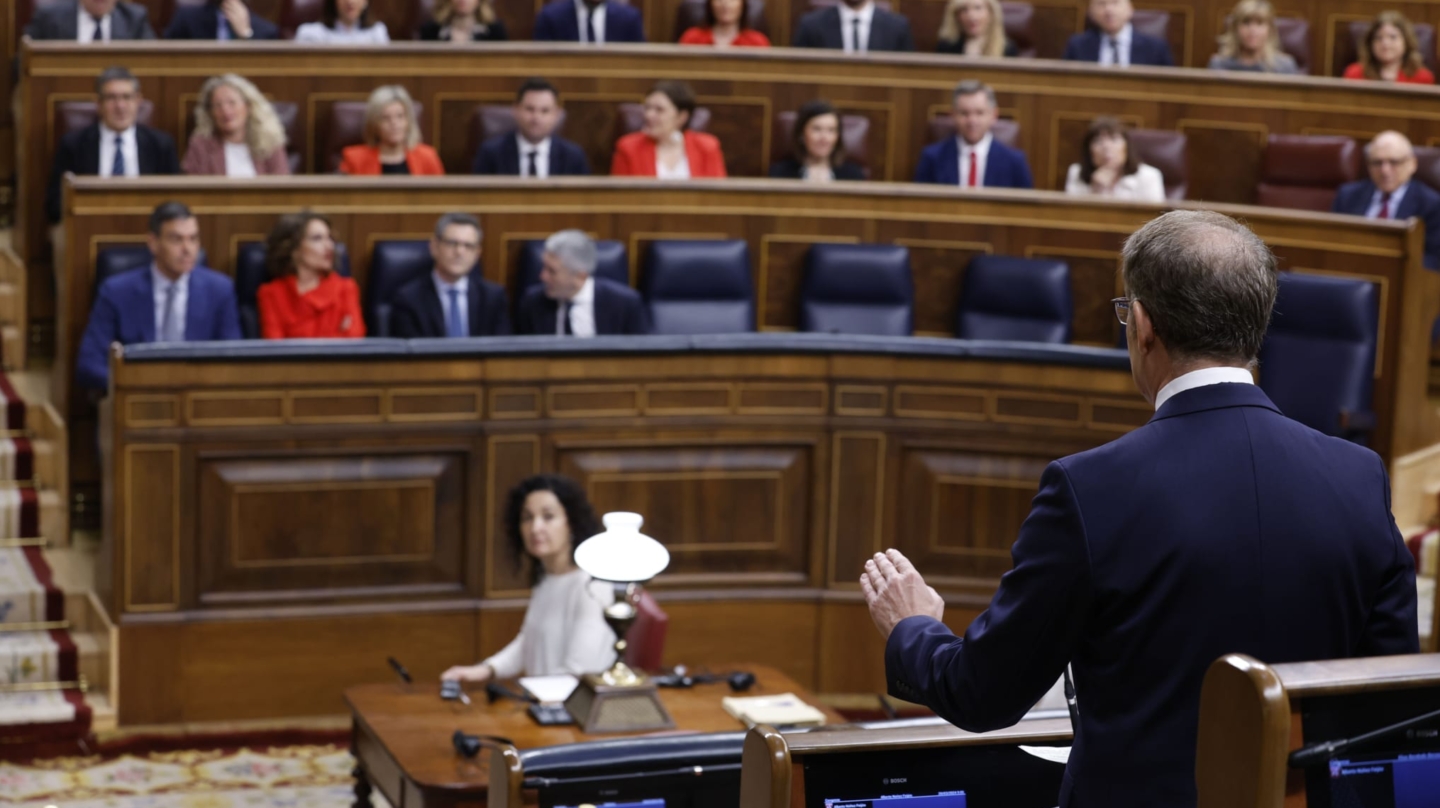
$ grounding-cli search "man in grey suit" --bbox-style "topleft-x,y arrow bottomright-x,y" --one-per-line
25,0 -> 157,41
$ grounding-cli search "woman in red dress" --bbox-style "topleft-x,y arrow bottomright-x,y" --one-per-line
257,212 -> 365,339
678,0 -> 770,47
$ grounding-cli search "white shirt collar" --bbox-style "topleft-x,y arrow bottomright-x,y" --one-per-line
101,123 -> 135,140
150,264 -> 190,291
572,274 -> 595,306
838,2 -> 876,24
1371,181 -> 1410,211
432,270 -> 469,295
957,131 -> 992,155
79,7 -> 109,41
1153,366 -> 1254,411
574,0 -> 606,42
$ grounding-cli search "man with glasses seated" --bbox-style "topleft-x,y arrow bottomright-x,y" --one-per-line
390,213 -> 512,338
1332,130 -> 1440,269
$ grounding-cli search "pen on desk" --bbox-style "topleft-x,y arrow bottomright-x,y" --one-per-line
388,656 -> 413,684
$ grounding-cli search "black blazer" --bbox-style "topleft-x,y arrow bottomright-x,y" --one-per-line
163,4 -> 279,39
25,0 -> 156,39
768,158 -> 866,180
515,278 -> 648,335
1062,28 -> 1174,66
417,19 -> 508,40
47,123 -> 180,223
936,35 -> 1019,56
390,274 -> 512,338
473,133 -> 592,176
1333,179 -> 1440,270
791,7 -> 915,52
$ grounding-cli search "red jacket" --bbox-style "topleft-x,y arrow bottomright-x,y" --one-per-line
678,27 -> 771,46
611,131 -> 727,178
339,143 -> 446,175
1342,62 -> 1436,83
257,273 -> 366,339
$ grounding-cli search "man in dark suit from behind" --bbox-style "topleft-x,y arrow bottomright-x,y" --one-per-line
792,0 -> 915,52
391,213 -> 512,339
47,66 -> 181,224
516,230 -> 647,336
863,210 -> 1418,808
1062,0 -> 1174,66
25,0 -> 156,40
1333,130 -> 1440,270
77,202 -> 242,394
914,80 -> 1033,188
164,0 -> 279,40
473,78 -> 592,177
533,0 -> 646,43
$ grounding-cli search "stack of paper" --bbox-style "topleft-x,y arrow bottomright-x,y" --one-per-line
722,692 -> 827,727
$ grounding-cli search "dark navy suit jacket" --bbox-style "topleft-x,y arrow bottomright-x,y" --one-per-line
389,274 -> 512,338
77,266 -> 242,392
163,4 -> 279,39
1062,28 -> 1174,66
533,0 -> 646,42
515,278 -> 648,335
913,137 -> 1034,188
472,134 -> 592,176
1332,179 -> 1440,270
47,123 -> 180,224
886,383 -> 1418,808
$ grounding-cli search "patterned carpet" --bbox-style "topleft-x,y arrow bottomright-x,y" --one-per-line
0,744 -> 386,807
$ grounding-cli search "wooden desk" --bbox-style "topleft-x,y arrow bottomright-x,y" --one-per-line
345,663 -> 841,808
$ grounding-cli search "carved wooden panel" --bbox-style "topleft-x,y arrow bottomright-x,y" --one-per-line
487,435 -> 541,596
829,431 -> 887,587
124,445 -> 180,611
196,453 -> 466,603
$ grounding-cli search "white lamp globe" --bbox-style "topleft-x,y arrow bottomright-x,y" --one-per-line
574,512 -> 670,583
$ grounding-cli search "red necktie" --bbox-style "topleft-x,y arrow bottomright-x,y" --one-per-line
1378,192 -> 1392,219
967,150 -> 978,188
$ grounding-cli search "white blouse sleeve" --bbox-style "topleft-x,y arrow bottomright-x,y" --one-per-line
560,578 -> 618,676
369,22 -> 390,43
293,23 -> 324,42
1063,163 -> 1088,196
481,626 -> 526,680
1133,164 -> 1167,202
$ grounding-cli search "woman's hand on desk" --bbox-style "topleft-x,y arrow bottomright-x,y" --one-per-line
441,663 -> 494,683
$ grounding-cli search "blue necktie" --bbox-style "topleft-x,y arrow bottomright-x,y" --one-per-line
111,134 -> 125,177
446,288 -> 466,337
217,11 -> 233,40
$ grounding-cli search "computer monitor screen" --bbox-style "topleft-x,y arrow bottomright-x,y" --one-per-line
1302,689 -> 1440,808
540,767 -> 739,808
802,743 -> 1066,808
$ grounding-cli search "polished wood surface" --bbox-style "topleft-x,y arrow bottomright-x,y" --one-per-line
346,663 -> 841,808
18,42 -> 1440,265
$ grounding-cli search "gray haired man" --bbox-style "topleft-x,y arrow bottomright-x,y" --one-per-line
515,229 -> 647,336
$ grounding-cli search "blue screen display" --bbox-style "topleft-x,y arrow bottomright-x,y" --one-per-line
825,793 -> 969,808
555,800 -> 666,808
1327,750 -> 1440,808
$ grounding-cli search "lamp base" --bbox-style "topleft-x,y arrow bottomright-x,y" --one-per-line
564,673 -> 675,734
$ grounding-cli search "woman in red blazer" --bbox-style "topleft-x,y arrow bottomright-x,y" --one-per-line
1342,11 -> 1436,84
611,81 -> 728,179
339,85 -> 447,175
257,212 -> 366,339
678,0 -> 770,46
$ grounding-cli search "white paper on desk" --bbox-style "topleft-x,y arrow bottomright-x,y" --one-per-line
1020,745 -> 1071,765
520,674 -> 579,704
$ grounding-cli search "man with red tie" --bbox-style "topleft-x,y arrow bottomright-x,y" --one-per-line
913,80 -> 1033,189
1333,130 -> 1440,269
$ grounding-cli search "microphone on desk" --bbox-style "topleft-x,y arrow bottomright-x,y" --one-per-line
388,656 -> 413,684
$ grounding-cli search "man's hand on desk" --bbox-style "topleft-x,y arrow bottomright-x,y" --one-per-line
861,549 -> 945,640
440,663 -> 494,683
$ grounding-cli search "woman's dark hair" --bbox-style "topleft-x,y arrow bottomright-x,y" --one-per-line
704,0 -> 751,30
649,80 -> 697,130
791,100 -> 846,168
323,0 -> 370,28
265,210 -> 332,278
504,474 -> 603,586
1078,116 -> 1139,184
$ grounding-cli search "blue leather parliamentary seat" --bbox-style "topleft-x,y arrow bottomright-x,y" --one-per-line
1258,272 -> 1378,442
955,256 -> 1072,343
367,240 -> 441,337
235,240 -> 352,339
642,240 -> 755,335
800,244 -> 913,336
95,245 -> 209,293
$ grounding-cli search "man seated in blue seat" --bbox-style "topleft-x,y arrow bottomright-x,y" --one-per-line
533,0 -> 645,43
862,210 -> 1417,808
1062,0 -> 1174,67
77,202 -> 241,394
1332,131 -> 1440,270
390,213 -> 512,338
516,230 -> 647,336
473,79 -> 591,177
914,80 -> 1033,189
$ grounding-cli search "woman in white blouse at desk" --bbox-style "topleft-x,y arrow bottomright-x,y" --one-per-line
441,475 -> 615,682
294,0 -> 390,44
1064,116 -> 1165,203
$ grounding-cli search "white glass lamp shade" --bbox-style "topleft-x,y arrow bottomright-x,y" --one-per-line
573,512 -> 671,583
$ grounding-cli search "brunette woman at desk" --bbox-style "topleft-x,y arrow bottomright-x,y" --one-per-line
257,212 -> 365,339
441,475 -> 616,682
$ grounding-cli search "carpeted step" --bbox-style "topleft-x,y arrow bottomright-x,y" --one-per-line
0,689 -> 92,744
0,438 -> 34,483
0,373 -> 25,431
0,547 -> 63,629
0,630 -> 77,685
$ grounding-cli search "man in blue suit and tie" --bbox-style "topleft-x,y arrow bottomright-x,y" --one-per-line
533,0 -> 645,43
77,202 -> 241,393
473,79 -> 592,177
1333,131 -> 1440,270
913,81 -> 1033,189
1063,0 -> 1174,66
516,230 -> 647,336
863,210 -> 1418,808
164,0 -> 279,40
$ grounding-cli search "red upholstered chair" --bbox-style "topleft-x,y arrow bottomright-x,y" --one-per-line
622,590 -> 669,673
1275,17 -> 1311,74
1128,9 -> 1173,44
1002,2 -> 1037,58
771,110 -> 872,175
465,105 -> 570,170
1255,134 -> 1361,211
1414,146 -> 1440,195
928,113 -> 1020,151
613,103 -> 712,149
673,0 -> 769,40
278,0 -> 323,38
54,100 -> 155,152
1128,128 -> 1188,201
1338,20 -> 1437,76
324,100 -> 425,172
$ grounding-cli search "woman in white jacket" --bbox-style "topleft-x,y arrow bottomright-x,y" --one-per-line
1064,117 -> 1166,203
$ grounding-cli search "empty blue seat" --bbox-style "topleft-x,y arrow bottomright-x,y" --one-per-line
1258,272 -> 1378,442
517,239 -> 629,292
235,241 -> 351,339
642,240 -> 754,335
94,245 -> 208,293
368,240 -> 444,337
956,256 -> 1072,343
800,244 -> 913,336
